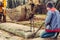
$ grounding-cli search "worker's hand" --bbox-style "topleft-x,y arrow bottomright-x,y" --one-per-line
2,7 -> 6,10
29,13 -> 34,19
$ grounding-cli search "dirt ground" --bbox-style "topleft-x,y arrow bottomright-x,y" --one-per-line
6,14 -> 46,28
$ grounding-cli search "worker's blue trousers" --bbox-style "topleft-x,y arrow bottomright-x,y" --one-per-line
40,31 -> 59,38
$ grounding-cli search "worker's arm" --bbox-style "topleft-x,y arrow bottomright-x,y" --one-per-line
45,11 -> 53,26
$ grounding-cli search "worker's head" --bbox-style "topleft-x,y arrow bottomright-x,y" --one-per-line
46,2 -> 54,10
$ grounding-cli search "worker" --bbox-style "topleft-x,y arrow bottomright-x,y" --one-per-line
0,0 -> 6,22
29,1 -> 35,32
40,2 -> 60,38
29,1 -> 35,19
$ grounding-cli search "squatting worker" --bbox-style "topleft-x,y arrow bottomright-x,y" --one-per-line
40,2 -> 60,38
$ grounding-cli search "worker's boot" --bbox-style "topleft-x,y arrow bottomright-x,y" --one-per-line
54,32 -> 59,38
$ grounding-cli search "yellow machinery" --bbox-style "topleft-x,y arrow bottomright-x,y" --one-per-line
3,0 -> 7,16
0,0 -> 7,22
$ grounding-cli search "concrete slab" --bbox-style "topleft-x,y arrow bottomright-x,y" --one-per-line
0,23 -> 60,39
0,23 -> 39,38
0,30 -> 24,40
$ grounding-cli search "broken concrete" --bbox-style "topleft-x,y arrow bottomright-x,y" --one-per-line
0,23 -> 60,40
0,23 -> 41,38
7,5 -> 31,21
0,30 -> 24,40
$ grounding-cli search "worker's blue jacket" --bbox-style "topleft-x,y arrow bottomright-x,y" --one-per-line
45,8 -> 60,32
